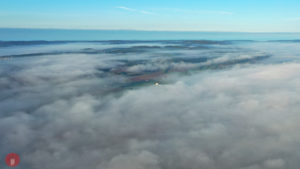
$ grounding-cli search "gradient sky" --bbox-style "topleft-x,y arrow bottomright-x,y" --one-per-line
0,0 -> 300,32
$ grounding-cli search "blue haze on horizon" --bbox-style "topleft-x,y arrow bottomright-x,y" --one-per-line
2,28 -> 300,41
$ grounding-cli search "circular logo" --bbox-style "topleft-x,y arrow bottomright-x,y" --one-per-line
5,153 -> 20,167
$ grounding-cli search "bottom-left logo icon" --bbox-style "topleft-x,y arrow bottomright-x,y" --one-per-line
5,153 -> 20,167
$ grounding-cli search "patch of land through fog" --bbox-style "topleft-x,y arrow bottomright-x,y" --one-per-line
1,40 -> 300,169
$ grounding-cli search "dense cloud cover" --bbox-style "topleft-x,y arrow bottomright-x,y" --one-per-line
1,41 -> 300,169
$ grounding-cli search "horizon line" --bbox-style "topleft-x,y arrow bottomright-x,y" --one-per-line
1,27 -> 300,34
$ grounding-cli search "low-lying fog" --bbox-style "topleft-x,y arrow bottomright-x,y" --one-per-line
1,40 -> 300,169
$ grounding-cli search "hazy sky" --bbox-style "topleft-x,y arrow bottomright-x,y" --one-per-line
1,0 -> 300,32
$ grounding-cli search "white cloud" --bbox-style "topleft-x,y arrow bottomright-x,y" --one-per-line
116,6 -> 155,15
4,62 -> 300,169
116,6 -> 137,12
161,8 -> 234,15
1,41 -> 300,169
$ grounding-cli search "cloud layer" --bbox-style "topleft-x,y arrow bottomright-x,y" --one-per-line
1,41 -> 300,169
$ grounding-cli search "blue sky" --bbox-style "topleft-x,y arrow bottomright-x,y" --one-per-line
0,0 -> 300,32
